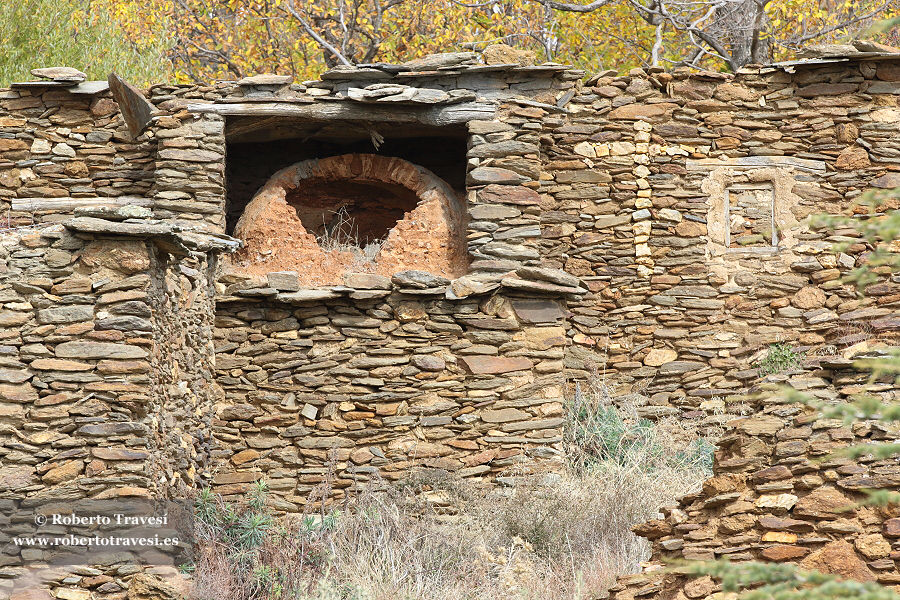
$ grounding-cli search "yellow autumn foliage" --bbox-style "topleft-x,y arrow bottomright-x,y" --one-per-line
10,0 -> 899,86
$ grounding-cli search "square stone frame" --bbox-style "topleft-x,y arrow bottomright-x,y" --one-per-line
702,165 -> 804,259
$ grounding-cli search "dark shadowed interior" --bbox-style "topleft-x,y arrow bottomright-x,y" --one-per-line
285,178 -> 420,245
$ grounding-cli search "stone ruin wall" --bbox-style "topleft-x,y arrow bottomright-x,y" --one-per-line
0,220 -> 226,502
1,50 -> 900,597
543,61 -> 900,427
610,390 -> 900,599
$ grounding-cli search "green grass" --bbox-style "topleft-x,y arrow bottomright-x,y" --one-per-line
754,342 -> 805,377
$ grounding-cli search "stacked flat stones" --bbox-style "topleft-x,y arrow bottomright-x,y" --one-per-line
609,370 -> 900,599
534,57 -> 900,428
211,268 -> 571,508
231,51 -> 579,103
0,212 -> 237,599
2,46 -> 900,597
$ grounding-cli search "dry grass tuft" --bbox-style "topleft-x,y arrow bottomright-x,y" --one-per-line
315,206 -> 384,273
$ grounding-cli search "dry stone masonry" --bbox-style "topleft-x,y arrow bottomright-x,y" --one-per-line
1,46 -> 900,597
609,370 -> 900,599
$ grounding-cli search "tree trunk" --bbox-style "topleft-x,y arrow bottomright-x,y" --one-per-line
715,0 -> 771,69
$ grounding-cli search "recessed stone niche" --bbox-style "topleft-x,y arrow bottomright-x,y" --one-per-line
703,165 -> 802,257
229,154 -> 468,286
725,183 -> 777,247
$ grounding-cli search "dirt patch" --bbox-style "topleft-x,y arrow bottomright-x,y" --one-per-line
229,154 -> 468,286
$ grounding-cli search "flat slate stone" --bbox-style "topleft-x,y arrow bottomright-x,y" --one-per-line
238,74 -> 293,86
350,290 -> 391,300
391,270 -> 450,289
468,204 -> 521,220
516,266 -> 580,288
468,141 -> 539,158
500,277 -> 580,295
36,305 -> 94,325
795,83 -> 858,97
77,422 -> 147,436
872,317 -> 900,331
30,359 -> 94,372
411,355 -> 446,371
867,81 -> 900,94
466,167 -> 526,185
108,73 -> 155,136
344,273 -> 391,289
470,258 -> 523,272
67,81 -> 110,95
481,408 -> 529,423
31,67 -> 86,82
501,418 -> 564,432
266,271 -> 300,291
511,300 -> 565,323
355,63 -> 411,74
320,66 -> 393,81
478,184 -> 541,205
74,205 -> 153,221
296,436 -> 356,449
658,361 -> 706,375
402,52 -> 477,70
0,384 -> 38,403
459,356 -> 534,374
55,342 -> 148,360
95,316 -> 152,331
396,287 -> 447,295
494,225 -> 541,239
409,88 -> 450,104
276,290 -> 342,303
158,148 -> 224,162
686,155 -> 826,175
0,369 -> 31,384
235,288 -> 279,297
445,276 -> 500,299
91,448 -> 150,460
0,312 -> 30,327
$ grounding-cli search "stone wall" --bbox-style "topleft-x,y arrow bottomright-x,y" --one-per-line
532,60 -> 900,427
608,356 -> 900,599
209,273 -> 569,509
2,48 -> 900,596
0,224 -> 159,502
0,217 -> 236,598
6,57 -> 900,433
0,85 -> 153,220
148,245 -> 220,496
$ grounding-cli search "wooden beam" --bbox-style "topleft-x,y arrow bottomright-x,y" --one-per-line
187,100 -> 497,127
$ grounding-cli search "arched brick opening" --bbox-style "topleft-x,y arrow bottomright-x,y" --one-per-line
229,154 -> 468,286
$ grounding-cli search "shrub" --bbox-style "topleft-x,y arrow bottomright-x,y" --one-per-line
754,342 -> 805,377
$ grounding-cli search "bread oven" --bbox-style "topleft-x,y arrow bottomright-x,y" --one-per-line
228,153 -> 468,286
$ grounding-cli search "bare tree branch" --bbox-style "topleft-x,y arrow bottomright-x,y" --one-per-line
282,0 -> 353,66
451,0 -> 499,7
651,18 -> 664,66
790,3 -> 889,45
534,0 -> 617,12
182,37 -> 243,79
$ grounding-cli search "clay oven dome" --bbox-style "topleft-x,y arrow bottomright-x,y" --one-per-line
230,154 -> 468,286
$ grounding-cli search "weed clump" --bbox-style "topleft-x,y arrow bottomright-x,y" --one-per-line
754,342 -> 805,376
313,205 -> 384,273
